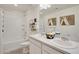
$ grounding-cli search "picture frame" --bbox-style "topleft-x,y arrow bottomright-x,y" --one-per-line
48,18 -> 56,26
60,15 -> 75,26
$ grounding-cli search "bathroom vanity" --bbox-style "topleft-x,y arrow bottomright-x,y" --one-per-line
29,34 -> 79,54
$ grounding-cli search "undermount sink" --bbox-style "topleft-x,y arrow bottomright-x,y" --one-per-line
51,37 -> 78,49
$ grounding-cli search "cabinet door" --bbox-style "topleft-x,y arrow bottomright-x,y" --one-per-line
42,44 -> 62,54
30,42 -> 41,54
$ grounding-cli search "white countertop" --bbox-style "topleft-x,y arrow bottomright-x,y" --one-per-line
29,34 -> 79,54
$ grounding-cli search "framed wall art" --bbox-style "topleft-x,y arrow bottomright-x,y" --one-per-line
48,18 -> 56,26
60,15 -> 75,26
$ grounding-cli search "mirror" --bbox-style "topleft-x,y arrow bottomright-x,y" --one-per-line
39,4 -> 78,35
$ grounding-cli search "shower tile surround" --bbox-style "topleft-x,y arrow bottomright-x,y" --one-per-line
0,5 -> 40,54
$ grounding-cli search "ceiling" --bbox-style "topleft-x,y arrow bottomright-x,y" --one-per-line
40,4 -> 79,16
0,4 -> 37,12
0,4 -> 79,14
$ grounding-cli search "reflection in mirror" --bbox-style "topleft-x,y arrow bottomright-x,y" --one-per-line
39,4 -> 78,38
60,15 -> 75,25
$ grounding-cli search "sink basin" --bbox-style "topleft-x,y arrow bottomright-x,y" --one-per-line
50,38 -> 78,49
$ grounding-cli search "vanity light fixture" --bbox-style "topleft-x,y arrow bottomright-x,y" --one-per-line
40,4 -> 51,10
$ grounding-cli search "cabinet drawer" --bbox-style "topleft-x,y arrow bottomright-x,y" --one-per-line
29,38 -> 41,48
42,44 -> 62,54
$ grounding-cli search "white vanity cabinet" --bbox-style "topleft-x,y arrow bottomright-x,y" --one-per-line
42,44 -> 62,54
30,42 -> 41,54
29,37 -> 63,54
29,38 -> 42,54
